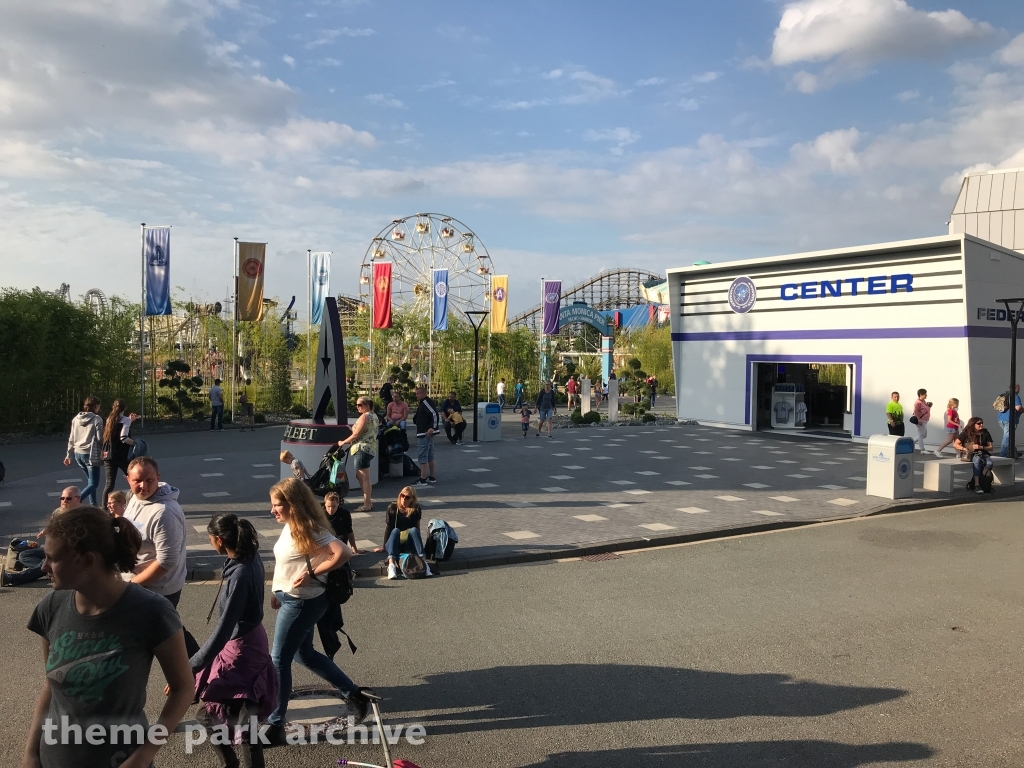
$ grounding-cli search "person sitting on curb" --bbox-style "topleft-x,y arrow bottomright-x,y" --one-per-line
280,450 -> 310,480
385,390 -> 410,430
374,486 -> 432,580
439,390 -> 467,445
106,490 -> 128,518
1,486 -> 81,587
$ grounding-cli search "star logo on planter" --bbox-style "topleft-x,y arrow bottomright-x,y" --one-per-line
321,354 -> 332,376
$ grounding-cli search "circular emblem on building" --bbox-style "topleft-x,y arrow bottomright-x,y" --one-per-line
897,458 -> 911,480
435,281 -> 448,298
242,258 -> 262,279
727,276 -> 756,314
493,286 -> 506,302
545,292 -> 559,304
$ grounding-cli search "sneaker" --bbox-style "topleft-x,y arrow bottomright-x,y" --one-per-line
536,432 -> 541,437
548,435 -> 553,440
387,562 -> 398,580
413,478 -> 429,487
456,440 -> 465,446
263,722 -> 288,747
933,450 -> 943,457
426,476 -> 437,484
425,563 -> 433,577
0,568 -> 9,588
975,487 -> 985,494
345,689 -> 371,725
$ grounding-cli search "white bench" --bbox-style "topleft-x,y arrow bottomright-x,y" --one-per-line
922,456 -> 1015,493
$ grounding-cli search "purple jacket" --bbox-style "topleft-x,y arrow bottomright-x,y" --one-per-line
194,624 -> 278,725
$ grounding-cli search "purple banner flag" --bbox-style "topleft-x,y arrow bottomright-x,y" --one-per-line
542,280 -> 561,335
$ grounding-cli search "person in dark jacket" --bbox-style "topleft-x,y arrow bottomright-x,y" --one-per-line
535,381 -> 557,439
101,398 -> 139,507
373,486 -> 432,580
412,386 -> 439,487
190,513 -> 277,768
439,390 -> 467,445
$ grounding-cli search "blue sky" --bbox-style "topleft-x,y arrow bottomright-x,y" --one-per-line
2,0 -> 1024,314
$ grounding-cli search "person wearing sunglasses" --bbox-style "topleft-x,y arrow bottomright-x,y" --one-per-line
1,487 -> 81,587
374,486 -> 432,580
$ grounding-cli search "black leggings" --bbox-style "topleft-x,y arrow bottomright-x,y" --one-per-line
102,457 -> 130,508
196,700 -> 265,768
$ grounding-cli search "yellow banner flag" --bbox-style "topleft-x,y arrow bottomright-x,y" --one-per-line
490,275 -> 508,333
236,242 -> 266,321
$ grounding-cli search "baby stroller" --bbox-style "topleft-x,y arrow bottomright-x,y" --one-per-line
378,424 -> 410,478
306,444 -> 350,499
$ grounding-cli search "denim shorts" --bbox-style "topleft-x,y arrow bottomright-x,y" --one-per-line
539,408 -> 554,422
417,434 -> 435,464
946,426 -> 958,434
353,450 -> 374,470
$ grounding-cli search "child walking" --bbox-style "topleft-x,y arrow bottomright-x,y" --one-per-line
935,398 -> 961,456
520,406 -> 533,437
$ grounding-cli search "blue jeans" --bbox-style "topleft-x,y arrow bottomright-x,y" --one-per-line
498,394 -> 506,410
6,548 -> 46,586
210,405 -> 223,430
74,454 -> 101,506
269,591 -> 358,725
972,453 -> 993,478
385,527 -> 425,560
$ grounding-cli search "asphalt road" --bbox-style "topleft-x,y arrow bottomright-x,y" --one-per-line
2,499 -> 1022,766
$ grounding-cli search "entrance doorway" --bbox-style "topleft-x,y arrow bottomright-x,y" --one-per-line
754,362 -> 852,434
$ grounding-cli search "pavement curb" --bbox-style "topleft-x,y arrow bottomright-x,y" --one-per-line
184,486 -> 1024,582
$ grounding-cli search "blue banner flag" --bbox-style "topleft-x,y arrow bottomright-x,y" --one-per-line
310,252 -> 330,325
432,268 -> 449,331
144,227 -> 171,316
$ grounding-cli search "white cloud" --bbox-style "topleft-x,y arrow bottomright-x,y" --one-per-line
692,71 -> 720,83
418,78 -> 456,91
584,127 -> 640,155
896,89 -> 920,101
678,98 -> 700,111
306,27 -> 374,48
282,54 -> 295,67
543,69 -> 564,80
791,127 -> 862,172
635,77 -> 665,86
769,0 -> 994,92
1000,33 -> 1024,66
365,93 -> 404,108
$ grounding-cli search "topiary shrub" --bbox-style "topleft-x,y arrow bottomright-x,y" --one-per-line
254,412 -> 266,424
569,407 -> 583,424
292,404 -> 311,419
582,410 -> 601,424
641,412 -> 657,423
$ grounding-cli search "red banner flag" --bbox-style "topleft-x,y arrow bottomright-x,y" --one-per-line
373,262 -> 392,329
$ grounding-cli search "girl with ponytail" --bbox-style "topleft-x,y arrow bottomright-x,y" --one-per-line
189,514 -> 277,768
23,507 -> 194,768
101,398 -> 140,508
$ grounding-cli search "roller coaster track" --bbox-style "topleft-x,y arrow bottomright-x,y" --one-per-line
508,268 -> 663,333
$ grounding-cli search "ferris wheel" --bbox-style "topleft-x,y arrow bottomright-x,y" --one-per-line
358,213 -> 494,318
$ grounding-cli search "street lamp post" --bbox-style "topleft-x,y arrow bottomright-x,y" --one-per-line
464,310 -> 489,443
997,297 -> 1024,458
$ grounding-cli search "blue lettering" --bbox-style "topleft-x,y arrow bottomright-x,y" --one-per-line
820,280 -> 841,297
997,309 -> 1007,321
867,276 -> 886,295
988,309 -> 996,320
847,277 -> 864,296
890,274 -> 914,293
978,308 -> 987,319
781,284 -> 798,300
801,281 -> 817,299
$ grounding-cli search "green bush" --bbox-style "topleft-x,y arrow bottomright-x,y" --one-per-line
292,404 -> 311,419
642,413 -> 657,423
582,411 -> 601,424
569,407 -> 583,425
254,413 -> 266,424
157,360 -> 204,420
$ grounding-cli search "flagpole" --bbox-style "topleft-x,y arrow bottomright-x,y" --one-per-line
232,238 -> 238,426
307,250 -> 311,411
140,223 -> 146,427
369,263 -> 374,406
485,273 -> 493,402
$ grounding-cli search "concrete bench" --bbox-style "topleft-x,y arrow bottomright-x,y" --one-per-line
923,456 -> 1015,493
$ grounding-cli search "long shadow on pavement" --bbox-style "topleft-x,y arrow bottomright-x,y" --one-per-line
523,740 -> 933,767
380,664 -> 907,735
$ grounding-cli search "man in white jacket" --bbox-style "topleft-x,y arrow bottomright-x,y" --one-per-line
63,396 -> 104,505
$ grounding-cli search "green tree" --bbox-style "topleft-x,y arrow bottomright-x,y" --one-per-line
157,360 -> 204,420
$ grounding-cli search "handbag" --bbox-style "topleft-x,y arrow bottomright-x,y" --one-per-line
908,415 -> 919,425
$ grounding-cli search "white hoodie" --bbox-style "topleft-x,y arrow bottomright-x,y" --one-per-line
66,411 -> 105,465
123,482 -> 188,595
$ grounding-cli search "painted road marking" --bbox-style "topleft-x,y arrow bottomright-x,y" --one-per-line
751,510 -> 783,517
550,475 -> 574,480
640,523 -> 675,531
252,474 -> 275,479
473,483 -> 498,488
678,507 -> 707,514
467,468 -> 490,473
541,486 -> 568,492
715,495 -> 745,502
610,480 -> 636,485
203,492 -> 230,497
505,501 -> 536,508
828,498 -> 858,506
770,496 -> 800,502
743,483 -> 771,489
201,472 -> 224,477
624,489 -> 653,495
574,514 -> 607,522
636,471 -> 660,476
664,481 -> 691,486
504,530 -> 540,540
204,458 -> 224,462
819,484 -> 847,490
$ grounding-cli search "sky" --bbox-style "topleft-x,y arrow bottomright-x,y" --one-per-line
2,0 -> 1024,316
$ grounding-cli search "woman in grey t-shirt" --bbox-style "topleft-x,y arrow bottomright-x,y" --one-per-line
23,506 -> 193,768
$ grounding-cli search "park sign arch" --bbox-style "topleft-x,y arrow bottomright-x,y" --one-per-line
557,301 -> 615,380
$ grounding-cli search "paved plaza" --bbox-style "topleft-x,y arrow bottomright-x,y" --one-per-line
0,416 -> 1011,577
3,498 -> 1024,766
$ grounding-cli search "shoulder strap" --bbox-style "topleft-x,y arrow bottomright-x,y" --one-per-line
304,555 -> 327,587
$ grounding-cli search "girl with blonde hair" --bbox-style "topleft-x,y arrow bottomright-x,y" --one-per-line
265,478 -> 370,743
374,485 -> 432,580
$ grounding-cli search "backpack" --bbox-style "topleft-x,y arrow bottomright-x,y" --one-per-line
978,469 -> 994,493
398,552 -> 427,579
402,454 -> 420,477
994,391 -> 1011,413
306,445 -> 350,498
304,556 -> 354,605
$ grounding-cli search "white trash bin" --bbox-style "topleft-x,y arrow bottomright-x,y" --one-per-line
866,434 -> 916,499
476,402 -> 502,442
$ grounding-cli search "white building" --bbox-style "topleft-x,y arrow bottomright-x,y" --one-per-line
667,234 -> 1024,444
